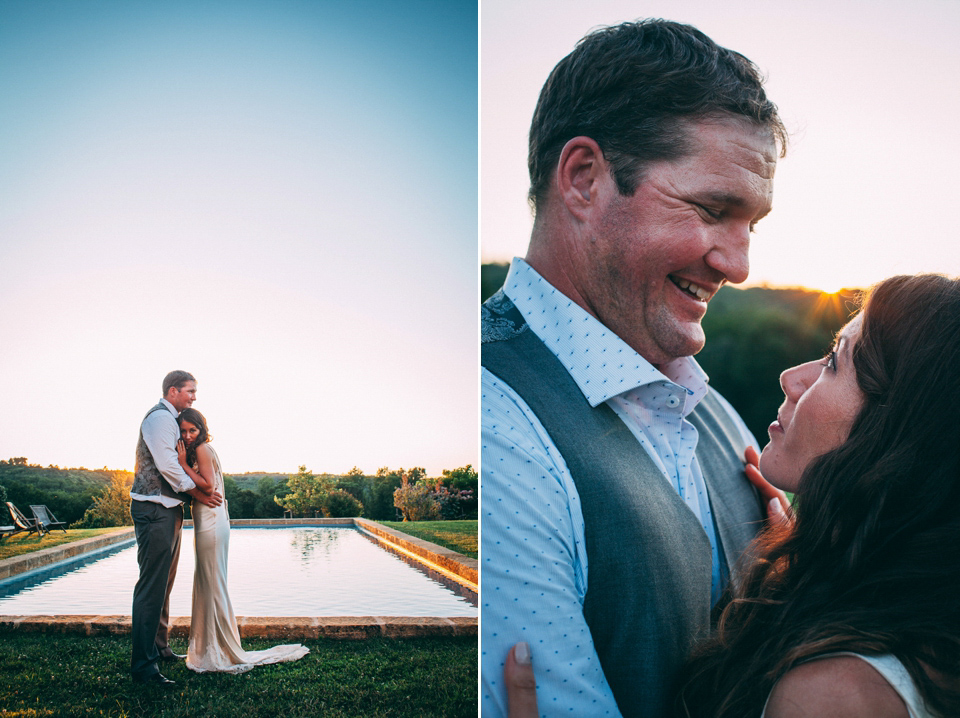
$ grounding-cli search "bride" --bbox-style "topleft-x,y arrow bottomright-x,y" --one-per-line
176,408 -> 309,674
504,274 -> 960,717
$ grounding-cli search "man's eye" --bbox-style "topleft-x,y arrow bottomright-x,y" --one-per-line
696,204 -> 721,220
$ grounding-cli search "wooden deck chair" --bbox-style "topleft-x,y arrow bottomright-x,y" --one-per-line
6,502 -> 45,537
30,505 -> 68,533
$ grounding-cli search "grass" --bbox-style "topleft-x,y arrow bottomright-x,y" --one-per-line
0,633 -> 477,717
0,527 -> 129,561
378,520 -> 477,559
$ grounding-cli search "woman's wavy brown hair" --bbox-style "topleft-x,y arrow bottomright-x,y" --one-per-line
673,274 -> 960,717
178,407 -> 212,469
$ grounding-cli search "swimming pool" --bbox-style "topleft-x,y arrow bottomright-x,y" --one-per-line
0,527 -> 477,617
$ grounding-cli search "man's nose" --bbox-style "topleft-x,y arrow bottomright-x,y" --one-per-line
706,226 -> 750,285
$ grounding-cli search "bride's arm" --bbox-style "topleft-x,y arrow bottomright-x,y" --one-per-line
177,440 -> 214,494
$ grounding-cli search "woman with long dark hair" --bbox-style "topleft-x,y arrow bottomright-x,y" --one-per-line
505,274 -> 960,717
177,408 -> 309,673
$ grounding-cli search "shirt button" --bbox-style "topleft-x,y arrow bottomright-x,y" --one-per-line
666,396 -> 680,408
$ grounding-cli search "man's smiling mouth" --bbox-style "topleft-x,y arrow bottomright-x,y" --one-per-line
670,275 -> 711,301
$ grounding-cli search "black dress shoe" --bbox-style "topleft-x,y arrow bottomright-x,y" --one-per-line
159,652 -> 186,662
133,672 -> 176,687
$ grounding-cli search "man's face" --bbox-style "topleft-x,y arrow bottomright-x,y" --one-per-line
579,117 -> 777,365
167,381 -> 197,412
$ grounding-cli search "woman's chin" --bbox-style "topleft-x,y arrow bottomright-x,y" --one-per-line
758,452 -> 798,493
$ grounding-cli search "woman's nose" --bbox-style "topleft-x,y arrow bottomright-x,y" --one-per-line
780,360 -> 818,401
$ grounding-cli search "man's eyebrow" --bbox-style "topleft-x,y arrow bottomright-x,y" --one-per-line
698,191 -> 747,206
696,191 -> 772,220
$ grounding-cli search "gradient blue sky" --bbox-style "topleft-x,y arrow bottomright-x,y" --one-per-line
482,0 -> 960,293
0,0 -> 477,474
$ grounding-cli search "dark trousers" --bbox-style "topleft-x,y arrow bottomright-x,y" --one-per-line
130,500 -> 183,678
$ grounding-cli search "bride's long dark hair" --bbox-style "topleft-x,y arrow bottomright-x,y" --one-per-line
178,407 -> 212,470
674,274 -> 960,717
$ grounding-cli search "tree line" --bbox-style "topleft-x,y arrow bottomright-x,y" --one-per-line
0,460 -> 478,528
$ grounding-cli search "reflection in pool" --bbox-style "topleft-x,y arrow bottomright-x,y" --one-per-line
0,527 -> 476,617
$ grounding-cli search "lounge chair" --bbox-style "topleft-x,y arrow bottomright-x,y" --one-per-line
6,502 -> 45,538
0,524 -> 24,541
30,505 -> 68,533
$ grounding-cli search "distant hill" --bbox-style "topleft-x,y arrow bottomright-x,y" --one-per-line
225,472 -> 289,491
0,460 -> 121,525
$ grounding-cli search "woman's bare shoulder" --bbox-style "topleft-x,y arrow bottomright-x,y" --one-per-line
765,655 -> 909,718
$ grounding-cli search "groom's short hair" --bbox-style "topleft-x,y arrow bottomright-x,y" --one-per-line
527,19 -> 787,213
162,370 -> 196,396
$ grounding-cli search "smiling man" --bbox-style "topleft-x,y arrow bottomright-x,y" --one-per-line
481,20 -> 786,718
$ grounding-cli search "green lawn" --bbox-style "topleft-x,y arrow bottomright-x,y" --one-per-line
0,633 -> 477,717
0,527 -> 129,561
378,520 -> 477,559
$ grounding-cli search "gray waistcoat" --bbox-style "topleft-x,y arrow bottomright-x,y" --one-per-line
481,291 -> 763,718
132,402 -> 191,503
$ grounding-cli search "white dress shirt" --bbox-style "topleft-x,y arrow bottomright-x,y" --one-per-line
130,398 -> 196,507
480,259 -> 757,718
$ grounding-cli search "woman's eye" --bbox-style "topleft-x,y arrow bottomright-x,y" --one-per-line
824,350 -> 837,371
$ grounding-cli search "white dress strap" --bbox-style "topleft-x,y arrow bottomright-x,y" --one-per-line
761,652 -> 934,718
847,654 -> 932,718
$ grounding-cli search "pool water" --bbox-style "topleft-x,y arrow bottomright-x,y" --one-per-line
0,527 -> 476,617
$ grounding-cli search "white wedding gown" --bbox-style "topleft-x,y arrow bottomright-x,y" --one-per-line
186,446 -> 309,674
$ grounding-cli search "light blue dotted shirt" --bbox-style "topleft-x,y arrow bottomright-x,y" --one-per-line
481,258 -> 757,718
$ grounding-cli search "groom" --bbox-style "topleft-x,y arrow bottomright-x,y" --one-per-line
481,20 -> 781,717
130,370 -> 222,686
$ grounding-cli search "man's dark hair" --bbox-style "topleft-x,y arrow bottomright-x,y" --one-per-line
528,19 -> 787,211
162,370 -> 195,396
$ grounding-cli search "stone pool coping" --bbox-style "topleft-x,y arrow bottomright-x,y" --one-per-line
0,519 -> 477,639
0,615 -> 477,640
0,527 -> 136,581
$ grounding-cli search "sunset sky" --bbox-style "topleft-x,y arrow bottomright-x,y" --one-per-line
482,0 -> 960,293
0,0 -> 477,475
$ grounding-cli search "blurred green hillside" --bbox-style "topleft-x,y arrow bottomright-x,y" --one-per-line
481,262 -> 860,444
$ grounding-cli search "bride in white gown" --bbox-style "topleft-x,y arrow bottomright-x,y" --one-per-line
176,408 -> 309,674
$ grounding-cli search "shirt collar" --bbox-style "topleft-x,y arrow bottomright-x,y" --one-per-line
501,257 -> 710,408
160,398 -> 179,416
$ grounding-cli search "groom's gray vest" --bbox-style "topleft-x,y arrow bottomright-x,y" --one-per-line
481,291 -> 763,718
132,402 -> 191,504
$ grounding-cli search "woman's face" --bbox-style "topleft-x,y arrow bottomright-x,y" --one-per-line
180,420 -> 200,447
759,314 -> 865,493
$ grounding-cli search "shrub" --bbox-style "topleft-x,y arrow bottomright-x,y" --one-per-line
393,483 -> 439,521
323,489 -> 364,518
430,486 -> 476,520
71,473 -> 133,528
275,466 -> 331,517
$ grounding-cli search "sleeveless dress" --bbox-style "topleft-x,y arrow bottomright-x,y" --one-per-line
761,653 -> 935,718
186,445 -> 310,673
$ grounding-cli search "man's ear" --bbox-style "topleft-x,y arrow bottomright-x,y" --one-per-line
555,136 -> 611,221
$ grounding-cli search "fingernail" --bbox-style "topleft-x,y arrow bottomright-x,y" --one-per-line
514,641 -> 531,666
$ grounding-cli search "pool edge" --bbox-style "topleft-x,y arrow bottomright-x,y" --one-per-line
0,614 -> 477,639
0,519 -> 478,639
0,528 -> 136,580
